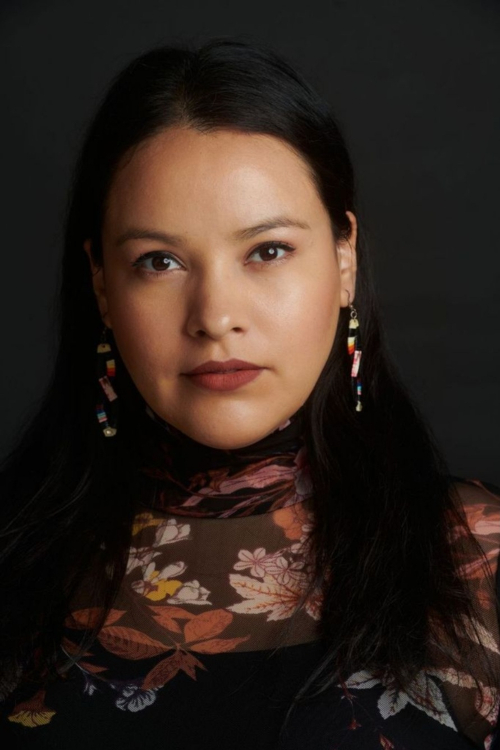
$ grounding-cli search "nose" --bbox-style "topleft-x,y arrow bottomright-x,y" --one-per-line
184,265 -> 248,340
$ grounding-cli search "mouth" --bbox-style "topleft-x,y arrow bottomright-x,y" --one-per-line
184,367 -> 264,392
184,359 -> 262,376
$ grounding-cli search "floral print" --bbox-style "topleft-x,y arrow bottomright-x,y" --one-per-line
7,690 -> 56,729
334,478 -> 500,748
137,402 -> 313,518
3,478 -> 500,750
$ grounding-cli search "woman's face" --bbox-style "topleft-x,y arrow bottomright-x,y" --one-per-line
84,126 -> 357,449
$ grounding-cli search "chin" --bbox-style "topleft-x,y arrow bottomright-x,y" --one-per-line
177,418 -> 273,450
150,396 -> 290,450
192,429 -> 263,451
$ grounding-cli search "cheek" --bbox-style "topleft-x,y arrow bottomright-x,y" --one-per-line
273,277 -> 339,369
106,283 -> 182,380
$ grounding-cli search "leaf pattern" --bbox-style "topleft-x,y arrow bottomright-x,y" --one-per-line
188,636 -> 251,653
142,650 -> 206,690
64,607 -> 126,630
343,668 -> 457,731
7,477 -> 500,750
227,572 -> 310,620
379,735 -> 395,749
148,604 -> 196,633
97,627 -> 170,660
183,609 -> 234,644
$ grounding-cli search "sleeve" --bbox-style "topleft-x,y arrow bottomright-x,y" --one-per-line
446,476 -> 500,749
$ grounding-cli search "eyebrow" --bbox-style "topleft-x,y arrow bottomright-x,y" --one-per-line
115,215 -> 312,247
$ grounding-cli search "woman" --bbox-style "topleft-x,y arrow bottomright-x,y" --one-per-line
1,37 -> 499,749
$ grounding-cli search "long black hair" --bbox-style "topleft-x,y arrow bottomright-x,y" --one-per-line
1,34 -> 497,735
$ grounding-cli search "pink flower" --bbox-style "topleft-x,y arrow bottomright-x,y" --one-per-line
234,547 -> 306,585
294,447 -> 313,499
233,547 -> 269,577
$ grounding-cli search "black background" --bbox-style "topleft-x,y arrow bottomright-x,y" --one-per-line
1,0 -> 499,482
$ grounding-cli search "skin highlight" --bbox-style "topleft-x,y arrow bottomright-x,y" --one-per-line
84,126 -> 358,449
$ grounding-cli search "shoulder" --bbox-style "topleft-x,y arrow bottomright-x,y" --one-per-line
448,475 -> 500,582
439,479 -> 500,744
449,475 -> 500,535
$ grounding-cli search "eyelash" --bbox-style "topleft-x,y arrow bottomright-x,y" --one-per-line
130,241 -> 296,278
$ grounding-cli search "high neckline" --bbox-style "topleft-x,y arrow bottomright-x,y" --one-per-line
136,404 -> 313,519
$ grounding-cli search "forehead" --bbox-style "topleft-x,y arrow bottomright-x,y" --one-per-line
103,127 -> 325,233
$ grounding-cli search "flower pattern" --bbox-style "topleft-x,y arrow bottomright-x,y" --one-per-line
3,477 -> 500,750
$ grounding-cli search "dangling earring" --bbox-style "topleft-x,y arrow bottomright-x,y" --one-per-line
95,325 -> 118,437
346,291 -> 363,412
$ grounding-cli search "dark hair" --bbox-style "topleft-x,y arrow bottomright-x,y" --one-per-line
1,34 -> 497,736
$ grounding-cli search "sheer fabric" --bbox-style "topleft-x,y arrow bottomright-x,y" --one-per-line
1,405 -> 500,749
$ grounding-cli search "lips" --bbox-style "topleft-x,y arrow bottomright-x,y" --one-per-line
184,368 -> 263,392
184,358 -> 261,375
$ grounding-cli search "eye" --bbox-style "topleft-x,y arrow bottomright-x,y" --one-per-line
247,241 -> 295,264
130,251 -> 182,276
130,241 -> 295,278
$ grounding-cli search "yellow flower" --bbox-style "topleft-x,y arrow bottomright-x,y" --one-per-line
8,690 -> 56,728
145,571 -> 183,602
132,512 -> 164,537
8,709 -> 56,728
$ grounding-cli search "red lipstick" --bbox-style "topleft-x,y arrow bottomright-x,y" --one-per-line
183,359 -> 264,392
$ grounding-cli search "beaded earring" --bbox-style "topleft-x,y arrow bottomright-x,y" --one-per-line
346,291 -> 363,412
95,325 -> 118,437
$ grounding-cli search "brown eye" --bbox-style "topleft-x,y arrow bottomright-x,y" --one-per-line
150,256 -> 174,271
249,242 -> 295,263
131,251 -> 182,275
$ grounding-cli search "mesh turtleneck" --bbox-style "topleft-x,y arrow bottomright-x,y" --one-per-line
136,403 -> 313,518
60,401 -> 323,675
5,404 -> 500,749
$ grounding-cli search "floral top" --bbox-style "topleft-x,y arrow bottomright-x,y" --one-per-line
1,406 -> 500,749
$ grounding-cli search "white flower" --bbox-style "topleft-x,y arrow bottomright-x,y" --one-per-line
115,685 -> 157,712
126,547 -> 161,575
154,518 -> 191,546
166,579 -> 212,605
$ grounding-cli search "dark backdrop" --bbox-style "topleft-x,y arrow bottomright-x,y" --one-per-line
1,0 -> 498,483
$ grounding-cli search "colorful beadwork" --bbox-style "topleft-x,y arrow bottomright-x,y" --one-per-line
347,303 -> 363,413
96,404 -> 117,437
351,349 -> 362,378
356,381 -> 363,412
99,376 -> 118,402
347,317 -> 359,356
96,328 -> 118,437
96,405 -> 107,424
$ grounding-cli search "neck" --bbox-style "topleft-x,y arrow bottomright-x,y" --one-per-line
135,403 -> 312,519
144,403 -> 306,463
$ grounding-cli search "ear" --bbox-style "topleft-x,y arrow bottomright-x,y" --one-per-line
336,210 -> 358,309
83,239 -> 112,328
